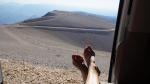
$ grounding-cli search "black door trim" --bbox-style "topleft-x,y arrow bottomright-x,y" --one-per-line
108,0 -> 125,83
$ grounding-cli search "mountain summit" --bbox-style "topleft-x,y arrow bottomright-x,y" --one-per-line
22,10 -> 115,29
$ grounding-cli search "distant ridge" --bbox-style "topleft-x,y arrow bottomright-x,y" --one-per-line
22,10 -> 115,29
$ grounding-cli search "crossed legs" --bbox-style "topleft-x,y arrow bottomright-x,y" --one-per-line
72,46 -> 101,83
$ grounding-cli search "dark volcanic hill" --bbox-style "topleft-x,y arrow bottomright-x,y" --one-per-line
22,10 -> 115,29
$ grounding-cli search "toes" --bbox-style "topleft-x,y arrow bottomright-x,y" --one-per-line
85,46 -> 95,56
72,55 -> 84,68
84,46 -> 95,66
72,55 -> 84,63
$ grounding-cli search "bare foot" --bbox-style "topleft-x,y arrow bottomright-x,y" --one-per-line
72,46 -> 101,82
72,55 -> 88,81
84,46 -> 100,76
84,46 -> 95,67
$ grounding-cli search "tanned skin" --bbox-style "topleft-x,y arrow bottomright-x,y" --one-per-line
72,46 -> 101,84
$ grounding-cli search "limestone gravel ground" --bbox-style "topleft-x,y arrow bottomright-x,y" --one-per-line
1,59 -> 83,84
1,59 -> 108,84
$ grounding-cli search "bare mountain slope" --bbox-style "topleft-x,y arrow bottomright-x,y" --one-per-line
22,10 -> 115,29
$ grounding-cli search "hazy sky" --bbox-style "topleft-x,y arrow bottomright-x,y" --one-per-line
1,0 -> 120,16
